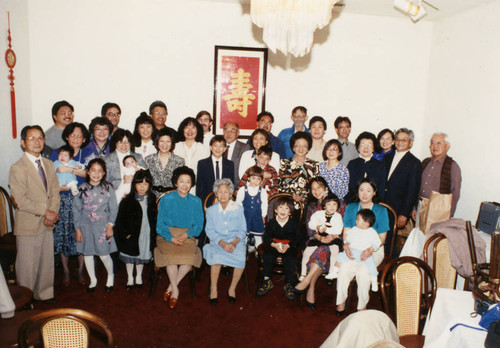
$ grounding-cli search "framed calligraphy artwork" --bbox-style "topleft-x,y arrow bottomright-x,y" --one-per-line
213,46 -> 268,137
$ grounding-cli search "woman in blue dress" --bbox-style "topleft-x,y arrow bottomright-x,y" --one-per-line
203,178 -> 247,305
156,166 -> 203,309
50,122 -> 90,286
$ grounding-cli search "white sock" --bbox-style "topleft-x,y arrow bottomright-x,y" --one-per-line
84,256 -> 97,287
135,264 -> 144,284
126,263 -> 134,285
99,255 -> 114,287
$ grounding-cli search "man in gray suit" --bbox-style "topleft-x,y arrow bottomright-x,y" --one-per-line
9,125 -> 60,301
223,121 -> 250,187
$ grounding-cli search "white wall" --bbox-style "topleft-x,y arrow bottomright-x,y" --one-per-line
3,0 -> 497,223
26,0 -> 431,153
0,0 -> 31,190
424,0 -> 500,221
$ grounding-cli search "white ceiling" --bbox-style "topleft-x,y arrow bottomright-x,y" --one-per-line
200,0 -> 496,22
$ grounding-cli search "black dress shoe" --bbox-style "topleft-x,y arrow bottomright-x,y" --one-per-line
228,293 -> 236,304
306,301 -> 316,310
336,310 -> 346,317
87,286 -> 96,294
209,298 -> 218,306
38,298 -> 57,304
105,286 -> 114,292
135,283 -> 143,289
126,284 -> 133,291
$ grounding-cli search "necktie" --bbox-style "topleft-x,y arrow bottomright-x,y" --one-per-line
223,145 -> 229,159
36,159 -> 48,191
216,160 -> 220,180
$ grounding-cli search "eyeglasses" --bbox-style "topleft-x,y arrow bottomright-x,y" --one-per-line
57,111 -> 73,117
154,111 -> 167,117
395,138 -> 410,143
327,147 -> 340,152
359,143 -> 374,149
69,134 -> 83,139
26,136 -> 44,142
106,112 -> 121,118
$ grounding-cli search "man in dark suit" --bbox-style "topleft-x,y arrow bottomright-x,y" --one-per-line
383,128 -> 421,255
196,135 -> 235,203
223,121 -> 250,187
9,125 -> 60,301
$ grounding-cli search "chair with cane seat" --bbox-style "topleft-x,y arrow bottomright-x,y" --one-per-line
423,233 -> 457,289
18,308 -> 113,348
380,256 -> 436,337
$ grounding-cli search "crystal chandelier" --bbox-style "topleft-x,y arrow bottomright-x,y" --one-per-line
250,0 -> 339,57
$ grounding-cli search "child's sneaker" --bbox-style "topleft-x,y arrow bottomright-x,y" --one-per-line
284,283 -> 295,300
371,278 -> 378,292
325,266 -> 339,280
257,278 -> 273,296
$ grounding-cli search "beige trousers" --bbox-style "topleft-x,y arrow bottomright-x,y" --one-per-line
16,228 -> 54,300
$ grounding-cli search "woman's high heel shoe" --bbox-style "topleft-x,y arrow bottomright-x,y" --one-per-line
292,285 -> 310,295
306,301 -> 316,310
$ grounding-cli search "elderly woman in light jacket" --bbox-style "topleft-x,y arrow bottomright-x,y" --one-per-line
203,178 -> 247,306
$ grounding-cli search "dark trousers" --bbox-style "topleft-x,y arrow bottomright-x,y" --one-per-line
262,246 -> 298,285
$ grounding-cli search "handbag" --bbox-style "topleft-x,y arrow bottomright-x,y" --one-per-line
419,190 -> 452,234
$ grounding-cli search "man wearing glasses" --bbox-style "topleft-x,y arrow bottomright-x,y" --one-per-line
45,100 -> 74,149
101,102 -> 122,135
149,100 -> 178,142
278,106 -> 310,159
383,128 -> 421,256
9,125 -> 60,303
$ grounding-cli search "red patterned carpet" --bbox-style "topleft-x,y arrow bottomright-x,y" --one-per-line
13,256 -> 384,347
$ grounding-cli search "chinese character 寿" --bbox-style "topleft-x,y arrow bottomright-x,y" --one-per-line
223,68 -> 256,118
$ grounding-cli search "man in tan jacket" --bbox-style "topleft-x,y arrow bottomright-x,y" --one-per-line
9,125 -> 60,301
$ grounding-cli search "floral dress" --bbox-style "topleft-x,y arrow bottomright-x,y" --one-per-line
278,158 -> 319,207
304,201 -> 330,273
73,182 -> 118,256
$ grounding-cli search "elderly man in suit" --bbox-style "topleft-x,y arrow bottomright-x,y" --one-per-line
223,121 -> 250,187
383,128 -> 421,256
196,135 -> 235,203
9,125 -> 60,302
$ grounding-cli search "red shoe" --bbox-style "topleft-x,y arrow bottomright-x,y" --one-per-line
163,290 -> 172,302
168,297 -> 178,309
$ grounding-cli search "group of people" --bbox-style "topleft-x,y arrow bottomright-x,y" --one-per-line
8,100 -> 462,315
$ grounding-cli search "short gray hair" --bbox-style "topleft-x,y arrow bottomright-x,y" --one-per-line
395,128 -> 415,142
213,178 -> 234,195
431,132 -> 450,144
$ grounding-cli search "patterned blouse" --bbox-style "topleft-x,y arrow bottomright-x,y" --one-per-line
319,161 -> 350,200
278,158 -> 319,201
144,153 -> 185,195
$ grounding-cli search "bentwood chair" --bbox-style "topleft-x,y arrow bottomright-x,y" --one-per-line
378,202 -> 399,258
423,233 -> 457,289
380,256 -> 436,337
0,186 -> 17,285
150,190 -> 198,299
18,308 -> 114,348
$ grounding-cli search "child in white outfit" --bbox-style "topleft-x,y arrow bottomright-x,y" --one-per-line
300,193 -> 343,280
115,155 -> 143,201
336,208 -> 381,291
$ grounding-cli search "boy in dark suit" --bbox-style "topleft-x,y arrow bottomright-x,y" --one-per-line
196,135 -> 235,203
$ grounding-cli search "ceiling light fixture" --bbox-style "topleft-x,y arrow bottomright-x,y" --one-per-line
250,0 -> 340,57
